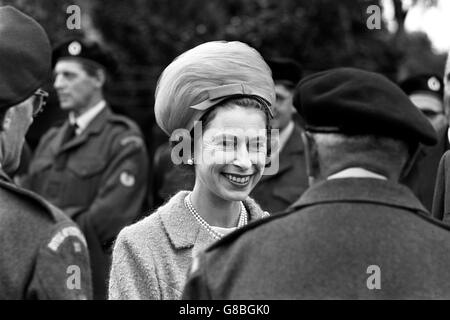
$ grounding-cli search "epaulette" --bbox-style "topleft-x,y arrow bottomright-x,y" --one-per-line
108,113 -> 140,132
205,204 -> 301,252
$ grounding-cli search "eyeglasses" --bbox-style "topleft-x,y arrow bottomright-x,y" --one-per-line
32,89 -> 49,117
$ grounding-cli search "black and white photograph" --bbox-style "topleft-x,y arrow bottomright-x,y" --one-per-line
1,0 -> 450,305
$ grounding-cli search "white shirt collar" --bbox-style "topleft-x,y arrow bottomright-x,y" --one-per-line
327,167 -> 388,180
69,100 -> 106,135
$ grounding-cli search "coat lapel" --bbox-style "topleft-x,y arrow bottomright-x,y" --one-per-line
0,167 -> 12,183
159,191 -> 203,250
159,191 -> 269,251
291,178 -> 428,214
58,107 -> 111,154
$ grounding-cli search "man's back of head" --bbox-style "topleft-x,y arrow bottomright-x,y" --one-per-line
293,67 -> 437,184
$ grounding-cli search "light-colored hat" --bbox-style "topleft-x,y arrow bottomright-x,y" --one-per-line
155,41 -> 275,136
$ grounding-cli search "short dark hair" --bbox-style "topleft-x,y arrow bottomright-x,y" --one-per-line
78,59 -> 105,78
311,133 -> 411,180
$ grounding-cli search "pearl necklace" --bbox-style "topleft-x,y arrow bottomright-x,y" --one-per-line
184,194 -> 248,240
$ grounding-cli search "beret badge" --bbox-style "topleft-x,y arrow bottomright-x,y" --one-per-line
68,41 -> 82,56
428,77 -> 441,92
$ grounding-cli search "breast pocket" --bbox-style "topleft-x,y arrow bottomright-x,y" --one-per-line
65,157 -> 107,206
27,157 -> 54,191
29,157 -> 53,174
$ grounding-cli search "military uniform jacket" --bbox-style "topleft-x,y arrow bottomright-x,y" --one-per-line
402,130 -> 449,211
0,168 -> 91,299
432,150 -> 450,223
183,178 -> 450,299
24,106 -> 149,299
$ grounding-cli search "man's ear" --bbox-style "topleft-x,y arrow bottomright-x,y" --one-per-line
301,130 -> 319,186
93,68 -> 106,88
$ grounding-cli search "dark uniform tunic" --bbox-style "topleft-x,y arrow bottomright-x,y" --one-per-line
402,130 -> 449,211
24,106 -> 149,299
432,149 -> 450,224
0,167 -> 91,299
183,178 -> 450,299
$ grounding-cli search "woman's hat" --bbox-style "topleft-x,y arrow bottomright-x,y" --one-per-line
155,41 -> 275,136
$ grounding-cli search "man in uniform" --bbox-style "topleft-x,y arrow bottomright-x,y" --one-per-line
0,6 -> 91,299
23,39 -> 149,299
250,58 -> 308,213
183,68 -> 450,299
432,54 -> 450,223
399,74 -> 448,211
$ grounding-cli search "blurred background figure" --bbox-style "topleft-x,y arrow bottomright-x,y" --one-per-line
250,57 -> 308,213
0,5 -> 91,299
22,39 -> 149,299
400,74 -> 448,210
432,53 -> 450,223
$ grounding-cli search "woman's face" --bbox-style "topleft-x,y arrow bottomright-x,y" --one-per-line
194,105 -> 267,201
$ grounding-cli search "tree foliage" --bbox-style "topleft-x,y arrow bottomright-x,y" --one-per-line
1,0 -> 445,148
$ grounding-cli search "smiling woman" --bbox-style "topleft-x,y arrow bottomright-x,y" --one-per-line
108,41 -> 275,300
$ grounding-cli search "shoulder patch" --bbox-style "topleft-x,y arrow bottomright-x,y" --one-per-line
206,205 -> 299,252
48,226 -> 87,252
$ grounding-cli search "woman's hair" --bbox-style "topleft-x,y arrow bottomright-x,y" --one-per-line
154,41 -> 275,136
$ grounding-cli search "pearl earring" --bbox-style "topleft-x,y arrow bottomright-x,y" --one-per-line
187,158 -> 194,165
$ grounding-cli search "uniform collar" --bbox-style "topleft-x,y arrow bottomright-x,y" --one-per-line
291,178 -> 427,214
159,191 -> 268,250
58,106 -> 111,153
327,167 -> 387,180
69,100 -> 106,135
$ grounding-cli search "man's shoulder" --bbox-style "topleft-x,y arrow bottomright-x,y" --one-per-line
106,111 -> 142,135
205,206 -> 298,254
0,179 -> 58,222
105,112 -> 146,150
39,122 -> 65,143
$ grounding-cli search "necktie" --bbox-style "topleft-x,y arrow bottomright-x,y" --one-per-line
61,122 -> 78,146
55,123 -> 78,170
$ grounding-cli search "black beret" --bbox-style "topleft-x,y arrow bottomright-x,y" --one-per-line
52,38 -> 117,73
267,58 -> 302,86
399,74 -> 443,99
293,68 -> 437,146
0,6 -> 51,111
